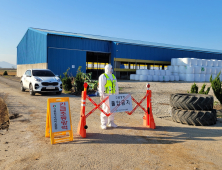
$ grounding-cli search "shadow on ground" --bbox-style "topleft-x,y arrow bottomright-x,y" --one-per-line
70,122 -> 222,145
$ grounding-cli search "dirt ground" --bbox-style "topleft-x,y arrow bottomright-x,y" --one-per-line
0,70 -> 16,76
0,97 -> 9,130
0,76 -> 222,170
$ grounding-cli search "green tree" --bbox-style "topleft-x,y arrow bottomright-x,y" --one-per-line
74,66 -> 84,92
198,83 -> 211,94
3,71 -> 8,75
210,72 -> 222,104
61,68 -> 72,91
188,83 -> 210,94
188,83 -> 198,93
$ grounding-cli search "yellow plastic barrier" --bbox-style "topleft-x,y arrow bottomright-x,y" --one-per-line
45,97 -> 73,144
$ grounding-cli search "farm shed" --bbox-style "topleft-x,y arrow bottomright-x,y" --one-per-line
17,28 -> 222,79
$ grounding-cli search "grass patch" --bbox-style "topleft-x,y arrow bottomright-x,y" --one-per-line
214,101 -> 219,105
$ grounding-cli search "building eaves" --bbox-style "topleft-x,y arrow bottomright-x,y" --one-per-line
31,27 -> 222,54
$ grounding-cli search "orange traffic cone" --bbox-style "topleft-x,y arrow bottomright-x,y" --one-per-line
149,109 -> 156,129
77,91 -> 87,138
148,92 -> 156,129
143,111 -> 149,127
143,89 -> 156,129
77,114 -> 86,138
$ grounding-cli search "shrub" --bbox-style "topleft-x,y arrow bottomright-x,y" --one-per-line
61,68 -> 72,91
188,83 -> 198,93
74,66 -> 84,92
3,71 -> 8,75
188,83 -> 210,94
210,72 -> 222,104
199,83 -> 211,94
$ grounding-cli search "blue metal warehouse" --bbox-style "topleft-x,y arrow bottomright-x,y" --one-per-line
17,28 -> 222,79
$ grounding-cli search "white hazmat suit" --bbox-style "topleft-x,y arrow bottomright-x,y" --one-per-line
98,64 -> 119,129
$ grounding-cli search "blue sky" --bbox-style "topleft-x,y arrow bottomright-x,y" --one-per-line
0,0 -> 222,65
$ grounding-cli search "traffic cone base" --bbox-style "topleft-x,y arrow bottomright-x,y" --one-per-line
149,114 -> 156,129
77,115 -> 86,138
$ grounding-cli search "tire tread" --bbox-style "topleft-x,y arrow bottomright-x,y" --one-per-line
171,108 -> 217,126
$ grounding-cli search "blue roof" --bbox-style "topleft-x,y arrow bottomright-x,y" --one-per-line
30,27 -> 222,54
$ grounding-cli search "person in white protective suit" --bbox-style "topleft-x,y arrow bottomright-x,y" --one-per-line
98,64 -> 119,130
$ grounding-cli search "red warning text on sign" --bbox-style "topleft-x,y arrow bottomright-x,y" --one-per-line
50,102 -> 71,132
109,94 -> 132,113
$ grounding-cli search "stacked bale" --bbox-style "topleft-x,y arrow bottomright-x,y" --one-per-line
170,58 -> 222,82
130,58 -> 222,82
130,67 -> 179,82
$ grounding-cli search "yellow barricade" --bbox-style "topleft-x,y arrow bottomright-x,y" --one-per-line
45,97 -> 73,144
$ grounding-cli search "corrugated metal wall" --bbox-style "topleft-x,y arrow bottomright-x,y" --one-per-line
17,29 -> 47,64
47,48 -> 86,77
47,34 -> 111,53
115,43 -> 222,61
47,34 -> 112,76
111,42 -> 117,66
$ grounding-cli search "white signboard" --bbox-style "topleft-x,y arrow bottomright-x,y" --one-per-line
109,94 -> 132,113
50,102 -> 71,132
72,65 -> 75,68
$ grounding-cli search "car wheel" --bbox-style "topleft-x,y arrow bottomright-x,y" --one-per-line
29,84 -> 35,96
56,91 -> 62,95
21,82 -> 25,92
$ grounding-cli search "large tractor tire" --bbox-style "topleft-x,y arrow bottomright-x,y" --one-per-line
171,108 -> 217,126
170,93 -> 213,111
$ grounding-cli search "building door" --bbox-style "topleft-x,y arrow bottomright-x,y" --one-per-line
86,52 -> 111,80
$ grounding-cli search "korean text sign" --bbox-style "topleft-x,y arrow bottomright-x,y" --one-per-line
50,102 -> 71,132
109,94 -> 132,113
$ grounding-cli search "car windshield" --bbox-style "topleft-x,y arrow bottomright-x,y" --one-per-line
32,70 -> 55,77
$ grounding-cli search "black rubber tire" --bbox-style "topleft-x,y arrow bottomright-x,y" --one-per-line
20,82 -> 25,92
171,107 -> 217,126
29,84 -> 35,96
170,93 -> 213,111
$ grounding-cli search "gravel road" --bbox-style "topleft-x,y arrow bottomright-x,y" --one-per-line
0,76 -> 222,170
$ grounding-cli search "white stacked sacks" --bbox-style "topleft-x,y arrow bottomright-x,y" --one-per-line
167,67 -> 174,81
159,70 -> 165,82
165,70 -> 171,82
171,58 -> 179,81
135,69 -> 142,81
170,75 -> 175,81
149,70 -> 154,82
194,66 -> 201,82
185,66 -> 195,82
130,58 -> 222,82
153,70 -> 159,82
131,67 -> 174,82
135,74 -> 140,81
139,69 -> 148,81
139,75 -> 147,81
179,65 -> 185,81
130,74 -> 136,80
197,59 -> 202,66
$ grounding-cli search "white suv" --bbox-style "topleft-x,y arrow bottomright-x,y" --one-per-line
20,69 -> 62,95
